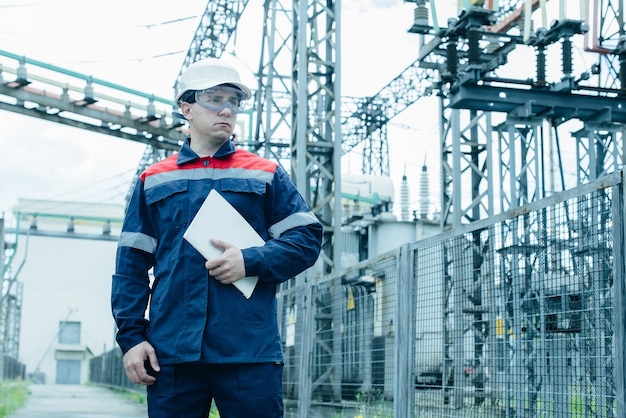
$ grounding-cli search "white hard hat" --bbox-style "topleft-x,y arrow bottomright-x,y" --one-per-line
175,58 -> 252,104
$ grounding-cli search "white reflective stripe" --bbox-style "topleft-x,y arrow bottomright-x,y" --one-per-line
213,167 -> 273,182
145,170 -> 191,190
118,232 -> 157,254
144,167 -> 274,190
269,211 -> 319,238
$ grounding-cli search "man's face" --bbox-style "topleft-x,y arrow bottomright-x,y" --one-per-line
180,87 -> 244,142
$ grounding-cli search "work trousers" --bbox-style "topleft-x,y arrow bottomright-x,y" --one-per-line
146,362 -> 284,418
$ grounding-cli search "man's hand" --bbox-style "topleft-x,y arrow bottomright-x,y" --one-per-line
205,239 -> 246,284
123,341 -> 160,385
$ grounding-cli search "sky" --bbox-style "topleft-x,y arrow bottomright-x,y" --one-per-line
0,0 -> 590,226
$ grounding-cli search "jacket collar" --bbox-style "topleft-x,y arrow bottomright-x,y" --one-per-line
176,138 -> 237,165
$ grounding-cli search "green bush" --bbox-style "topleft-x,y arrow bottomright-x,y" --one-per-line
0,380 -> 29,418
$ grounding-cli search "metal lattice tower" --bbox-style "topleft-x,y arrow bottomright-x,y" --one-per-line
0,218 -> 22,359
175,1 -> 251,79
291,0 -> 341,276
252,0 -> 294,163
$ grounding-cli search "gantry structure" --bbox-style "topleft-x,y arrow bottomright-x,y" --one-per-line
412,0 -> 626,228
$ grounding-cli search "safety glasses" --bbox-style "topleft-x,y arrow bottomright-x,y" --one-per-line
194,86 -> 248,114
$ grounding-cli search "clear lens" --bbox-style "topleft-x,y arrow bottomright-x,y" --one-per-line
194,86 -> 248,113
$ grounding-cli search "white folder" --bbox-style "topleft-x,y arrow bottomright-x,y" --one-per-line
183,189 -> 265,299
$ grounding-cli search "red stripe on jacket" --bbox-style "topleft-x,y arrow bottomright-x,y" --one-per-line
140,149 -> 278,182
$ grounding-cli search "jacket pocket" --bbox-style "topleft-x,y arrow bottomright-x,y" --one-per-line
145,180 -> 190,232
220,178 -> 266,195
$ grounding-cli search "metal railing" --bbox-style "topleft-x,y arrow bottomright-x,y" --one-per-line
0,354 -> 25,381
89,347 -> 145,395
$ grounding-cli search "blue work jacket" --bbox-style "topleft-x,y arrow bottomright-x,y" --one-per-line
111,139 -> 322,364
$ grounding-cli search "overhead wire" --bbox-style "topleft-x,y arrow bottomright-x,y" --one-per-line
20,168 -> 137,216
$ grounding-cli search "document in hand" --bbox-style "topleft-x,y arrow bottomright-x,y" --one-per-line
183,189 -> 265,299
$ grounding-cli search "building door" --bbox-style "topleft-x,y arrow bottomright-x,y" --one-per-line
56,359 -> 81,384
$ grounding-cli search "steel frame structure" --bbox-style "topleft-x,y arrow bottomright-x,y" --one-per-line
0,219 -> 22,360
403,3 -> 626,416
406,0 -> 626,228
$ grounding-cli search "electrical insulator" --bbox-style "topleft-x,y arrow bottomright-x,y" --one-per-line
400,174 -> 410,221
413,3 -> 429,27
419,163 -> 431,220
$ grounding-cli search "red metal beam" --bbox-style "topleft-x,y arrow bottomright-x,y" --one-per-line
488,0 -> 543,33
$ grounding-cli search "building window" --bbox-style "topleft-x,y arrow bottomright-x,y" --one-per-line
58,321 -> 80,344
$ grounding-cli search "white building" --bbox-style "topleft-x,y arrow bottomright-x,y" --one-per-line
6,199 -> 123,384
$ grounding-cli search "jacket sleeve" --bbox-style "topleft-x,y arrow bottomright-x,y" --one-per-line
110,179 -> 156,354
241,166 -> 323,283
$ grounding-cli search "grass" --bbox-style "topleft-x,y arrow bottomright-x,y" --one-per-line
0,380 -> 29,418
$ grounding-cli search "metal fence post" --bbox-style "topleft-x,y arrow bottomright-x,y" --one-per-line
614,172 -> 626,416
395,244 -> 414,417
297,282 -> 313,418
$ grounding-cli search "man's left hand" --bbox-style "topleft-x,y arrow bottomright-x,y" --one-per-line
205,239 -> 246,284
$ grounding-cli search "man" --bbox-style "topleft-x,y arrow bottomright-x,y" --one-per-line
111,58 -> 323,417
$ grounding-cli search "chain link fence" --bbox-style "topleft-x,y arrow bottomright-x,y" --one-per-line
90,171 -> 625,417
277,171 -> 624,417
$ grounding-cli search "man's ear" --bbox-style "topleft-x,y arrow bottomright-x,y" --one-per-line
179,102 -> 193,120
